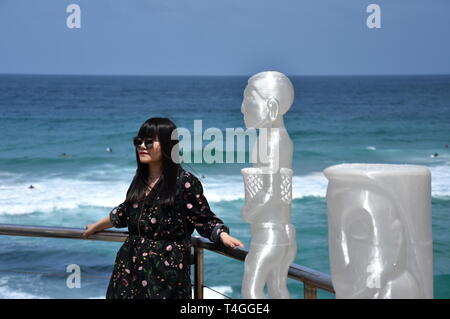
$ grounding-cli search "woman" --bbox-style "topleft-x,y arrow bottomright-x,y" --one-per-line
83,117 -> 244,299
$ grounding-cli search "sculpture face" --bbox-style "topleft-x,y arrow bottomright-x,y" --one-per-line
324,163 -> 434,299
241,71 -> 295,129
327,183 -> 404,298
241,84 -> 269,128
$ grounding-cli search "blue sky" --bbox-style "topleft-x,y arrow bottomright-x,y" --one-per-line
0,0 -> 449,75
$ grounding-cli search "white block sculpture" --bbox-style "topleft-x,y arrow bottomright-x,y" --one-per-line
240,71 -> 297,299
324,164 -> 433,299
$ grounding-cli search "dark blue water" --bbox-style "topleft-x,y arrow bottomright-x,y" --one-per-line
0,74 -> 449,298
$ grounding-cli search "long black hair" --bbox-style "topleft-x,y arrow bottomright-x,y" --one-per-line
125,117 -> 181,208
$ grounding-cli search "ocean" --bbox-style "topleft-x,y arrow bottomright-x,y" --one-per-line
0,74 -> 449,299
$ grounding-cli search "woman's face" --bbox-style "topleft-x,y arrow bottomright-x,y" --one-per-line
136,137 -> 162,164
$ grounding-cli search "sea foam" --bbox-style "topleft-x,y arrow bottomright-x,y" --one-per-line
0,164 -> 448,216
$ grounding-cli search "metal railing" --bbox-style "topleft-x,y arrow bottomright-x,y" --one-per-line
0,223 -> 335,299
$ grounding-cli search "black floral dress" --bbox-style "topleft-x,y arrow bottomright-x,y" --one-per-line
105,169 -> 229,299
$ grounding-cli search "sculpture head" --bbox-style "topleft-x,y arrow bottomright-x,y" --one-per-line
241,71 -> 294,128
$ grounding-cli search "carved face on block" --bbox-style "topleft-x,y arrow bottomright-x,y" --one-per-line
324,163 -> 433,299
326,181 -> 404,298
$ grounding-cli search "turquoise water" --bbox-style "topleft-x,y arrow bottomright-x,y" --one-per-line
0,74 -> 449,298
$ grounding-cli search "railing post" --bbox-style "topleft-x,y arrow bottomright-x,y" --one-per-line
304,282 -> 317,299
193,245 -> 204,299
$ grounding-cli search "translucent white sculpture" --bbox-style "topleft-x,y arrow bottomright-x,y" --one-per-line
324,163 -> 433,299
240,71 -> 297,299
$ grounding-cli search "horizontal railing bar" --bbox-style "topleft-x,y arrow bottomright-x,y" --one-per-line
0,223 -> 335,294
191,236 -> 335,293
0,223 -> 128,242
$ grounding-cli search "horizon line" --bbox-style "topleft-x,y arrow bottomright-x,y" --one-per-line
1,72 -> 449,77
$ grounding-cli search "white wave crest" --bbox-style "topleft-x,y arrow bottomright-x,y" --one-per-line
201,172 -> 328,201
0,276 -> 50,299
0,163 -> 448,215
0,175 -> 130,215
430,164 -> 450,198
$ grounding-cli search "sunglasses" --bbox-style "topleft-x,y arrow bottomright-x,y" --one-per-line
133,136 -> 154,149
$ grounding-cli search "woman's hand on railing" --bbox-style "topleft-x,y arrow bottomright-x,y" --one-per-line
83,215 -> 114,239
219,232 -> 244,249
82,224 -> 99,239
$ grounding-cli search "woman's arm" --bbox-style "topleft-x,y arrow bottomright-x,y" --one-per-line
182,172 -> 244,248
83,202 -> 129,239
82,215 -> 113,239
